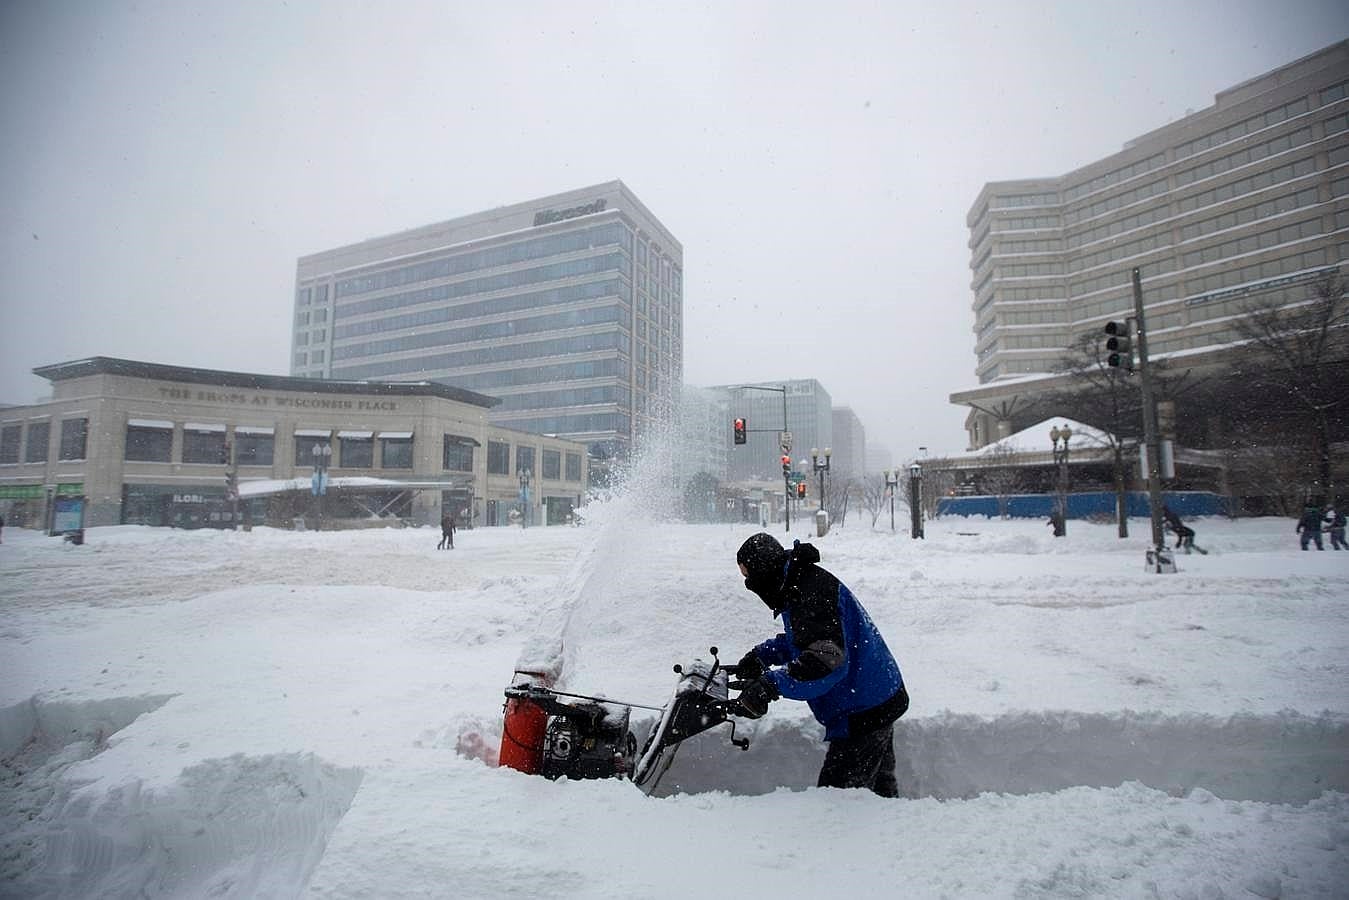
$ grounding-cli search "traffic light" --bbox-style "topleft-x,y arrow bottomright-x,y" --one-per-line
781,455 -> 791,478
1103,320 -> 1133,369
219,442 -> 233,464
733,417 -> 747,445
224,470 -> 238,500
796,481 -> 807,499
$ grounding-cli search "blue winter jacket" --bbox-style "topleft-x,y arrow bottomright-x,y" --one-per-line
752,546 -> 904,740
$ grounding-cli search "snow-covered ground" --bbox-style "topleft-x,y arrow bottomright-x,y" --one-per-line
2,504 -> 1347,898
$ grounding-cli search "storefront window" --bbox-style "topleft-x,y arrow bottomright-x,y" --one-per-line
340,436 -> 373,468
381,438 -> 413,469
235,432 -> 274,466
487,441 -> 510,475
124,425 -> 173,462
0,425 -> 19,464
183,428 -> 227,464
443,436 -> 474,472
542,449 -> 560,480
59,418 -> 87,460
25,421 -> 49,463
516,445 -> 535,477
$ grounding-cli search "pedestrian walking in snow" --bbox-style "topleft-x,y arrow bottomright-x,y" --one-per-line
0,511 -> 5,543
1296,505 -> 1325,551
1324,502 -> 1346,551
1162,506 -> 1204,554
437,512 -> 456,550
731,532 -> 909,797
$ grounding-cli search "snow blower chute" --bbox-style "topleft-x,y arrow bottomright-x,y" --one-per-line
499,647 -> 751,794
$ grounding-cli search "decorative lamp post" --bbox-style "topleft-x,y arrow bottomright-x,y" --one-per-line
518,467 -> 532,528
1049,424 -> 1073,537
811,447 -> 832,511
908,463 -> 924,540
311,442 -> 332,531
883,469 -> 899,533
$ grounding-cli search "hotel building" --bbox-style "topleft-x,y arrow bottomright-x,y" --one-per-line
954,41 -> 1349,448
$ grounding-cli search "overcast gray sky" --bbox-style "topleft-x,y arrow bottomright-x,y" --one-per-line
2,1 -> 1346,458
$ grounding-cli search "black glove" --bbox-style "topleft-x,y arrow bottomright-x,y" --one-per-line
735,650 -> 765,681
732,676 -> 779,719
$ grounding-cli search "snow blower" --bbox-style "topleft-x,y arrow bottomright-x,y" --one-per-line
499,647 -> 751,794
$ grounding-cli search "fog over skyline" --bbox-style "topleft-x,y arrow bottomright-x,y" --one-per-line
2,1 -> 1346,459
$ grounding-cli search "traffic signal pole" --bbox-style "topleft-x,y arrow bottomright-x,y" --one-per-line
1131,268 -> 1169,570
737,385 -> 790,534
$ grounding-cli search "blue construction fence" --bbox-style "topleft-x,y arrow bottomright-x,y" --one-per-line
935,490 -> 1228,520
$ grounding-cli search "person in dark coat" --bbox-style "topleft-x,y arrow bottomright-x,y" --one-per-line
438,511 -> 456,550
1162,505 -> 1199,553
1296,505 -> 1324,551
1323,502 -> 1345,551
732,532 -> 909,797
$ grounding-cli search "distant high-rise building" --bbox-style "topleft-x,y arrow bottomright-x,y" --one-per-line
830,406 -> 866,479
676,386 -> 730,483
865,443 -> 893,475
954,41 -> 1349,449
712,379 -> 833,482
291,181 -> 682,465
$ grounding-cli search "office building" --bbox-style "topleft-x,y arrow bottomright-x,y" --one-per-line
292,181 -> 683,466
830,406 -> 866,479
675,386 -> 730,483
954,41 -> 1349,448
0,357 -> 588,529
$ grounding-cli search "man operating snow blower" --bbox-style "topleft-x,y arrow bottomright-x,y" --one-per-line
732,532 -> 909,797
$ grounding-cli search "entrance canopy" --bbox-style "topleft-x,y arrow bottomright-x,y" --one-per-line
237,475 -> 467,498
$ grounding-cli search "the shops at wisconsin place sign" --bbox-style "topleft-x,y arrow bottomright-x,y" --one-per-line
533,199 -> 607,227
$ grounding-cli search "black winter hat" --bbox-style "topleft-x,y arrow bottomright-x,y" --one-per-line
737,532 -> 789,611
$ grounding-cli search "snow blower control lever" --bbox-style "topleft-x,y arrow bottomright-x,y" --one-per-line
499,647 -> 755,794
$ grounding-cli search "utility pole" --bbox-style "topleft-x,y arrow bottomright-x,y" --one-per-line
1131,267 -> 1169,571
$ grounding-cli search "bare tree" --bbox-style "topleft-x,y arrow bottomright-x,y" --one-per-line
861,473 -> 904,529
977,442 -> 1023,519
1229,274 -> 1349,501
920,457 -> 958,518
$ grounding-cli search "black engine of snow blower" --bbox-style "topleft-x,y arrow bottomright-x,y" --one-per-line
500,647 -> 750,791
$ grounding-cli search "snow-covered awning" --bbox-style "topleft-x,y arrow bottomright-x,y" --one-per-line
378,431 -> 413,440
294,428 -> 332,438
444,434 -> 481,446
184,422 -> 226,433
337,430 -> 374,439
127,418 -> 173,429
233,425 -> 274,435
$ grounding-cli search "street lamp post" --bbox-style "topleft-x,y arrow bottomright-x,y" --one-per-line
518,467 -> 532,528
1049,424 -> 1072,537
908,463 -> 924,539
883,469 -> 899,533
811,447 -> 831,511
311,442 -> 332,531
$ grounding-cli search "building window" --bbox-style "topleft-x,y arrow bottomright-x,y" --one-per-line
312,349 -> 325,364
59,418 -> 88,461
25,421 -> 49,463
381,437 -> 413,469
124,424 -> 173,462
235,432 -> 275,466
566,452 -> 581,482
542,449 -> 561,480
295,434 -> 332,466
487,440 -> 510,475
183,427 -> 227,464
516,445 -> 535,477
340,436 -> 373,468
0,425 -> 19,464
443,436 -> 474,472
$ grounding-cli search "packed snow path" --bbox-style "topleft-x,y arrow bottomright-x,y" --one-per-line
1,517 -> 1346,898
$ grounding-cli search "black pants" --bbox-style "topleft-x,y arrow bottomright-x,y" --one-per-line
818,688 -> 908,798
